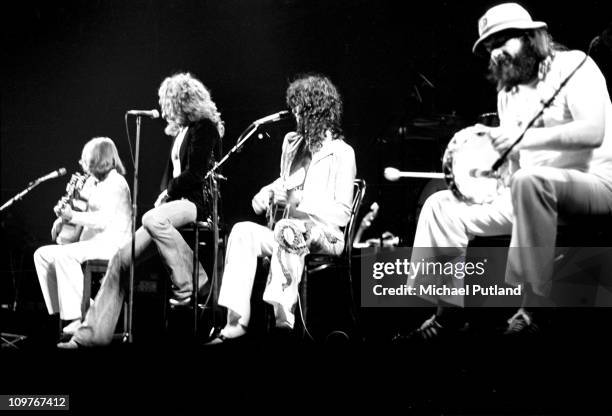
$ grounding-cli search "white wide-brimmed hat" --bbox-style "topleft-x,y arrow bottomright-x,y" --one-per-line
473,3 -> 547,55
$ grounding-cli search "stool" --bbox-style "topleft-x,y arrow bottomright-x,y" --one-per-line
165,220 -> 224,337
81,259 -> 128,340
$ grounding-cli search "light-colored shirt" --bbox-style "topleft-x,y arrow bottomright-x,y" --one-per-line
70,169 -> 132,249
266,132 -> 356,237
498,51 -> 612,185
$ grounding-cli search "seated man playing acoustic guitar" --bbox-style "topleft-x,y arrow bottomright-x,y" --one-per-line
210,74 -> 356,343
34,137 -> 132,336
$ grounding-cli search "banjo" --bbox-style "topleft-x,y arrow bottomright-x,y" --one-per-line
385,52 -> 590,204
384,124 -> 508,205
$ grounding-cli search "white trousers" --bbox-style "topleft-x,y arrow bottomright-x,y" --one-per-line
218,220 -> 343,329
34,240 -> 117,320
414,167 -> 612,296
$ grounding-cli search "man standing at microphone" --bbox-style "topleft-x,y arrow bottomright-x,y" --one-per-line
397,3 -> 612,340
59,72 -> 223,348
208,74 -> 356,343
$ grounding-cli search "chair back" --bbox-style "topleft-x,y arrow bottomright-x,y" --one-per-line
344,179 -> 366,259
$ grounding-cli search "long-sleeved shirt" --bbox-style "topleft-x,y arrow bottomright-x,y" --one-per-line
70,169 -> 132,248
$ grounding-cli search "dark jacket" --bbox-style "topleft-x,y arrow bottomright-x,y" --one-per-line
160,118 -> 220,220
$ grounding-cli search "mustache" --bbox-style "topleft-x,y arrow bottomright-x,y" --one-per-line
489,51 -> 513,69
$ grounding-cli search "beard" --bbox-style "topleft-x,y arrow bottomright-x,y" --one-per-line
487,39 -> 541,91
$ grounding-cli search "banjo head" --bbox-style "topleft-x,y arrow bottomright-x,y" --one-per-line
443,128 -> 504,204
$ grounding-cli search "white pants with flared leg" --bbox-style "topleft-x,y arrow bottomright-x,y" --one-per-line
71,199 -> 207,346
34,240 -> 118,320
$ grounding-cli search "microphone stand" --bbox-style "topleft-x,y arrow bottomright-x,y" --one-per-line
1,175 -> 53,348
126,116 -> 143,343
202,121 -> 264,327
0,179 -> 45,213
205,123 -> 259,180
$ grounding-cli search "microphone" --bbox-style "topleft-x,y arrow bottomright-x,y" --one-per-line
384,167 -> 445,181
35,167 -> 68,184
126,109 -> 160,119
252,110 -> 290,125
384,167 -> 401,182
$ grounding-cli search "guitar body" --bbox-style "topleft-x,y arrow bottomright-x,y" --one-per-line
56,222 -> 84,245
266,167 -> 307,230
53,174 -> 89,245
267,201 -> 289,230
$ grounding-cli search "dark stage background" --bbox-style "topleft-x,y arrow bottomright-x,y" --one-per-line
1,0 -> 610,312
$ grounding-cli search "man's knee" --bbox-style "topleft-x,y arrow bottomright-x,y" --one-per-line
141,208 -> 165,233
142,208 -> 175,235
33,246 -> 45,262
34,245 -> 62,264
230,221 -> 260,239
511,168 -> 554,195
421,190 -> 456,216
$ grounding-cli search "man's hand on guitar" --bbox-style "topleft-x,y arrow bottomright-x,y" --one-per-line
269,182 -> 288,205
58,204 -> 73,222
252,188 -> 272,215
51,218 -> 63,241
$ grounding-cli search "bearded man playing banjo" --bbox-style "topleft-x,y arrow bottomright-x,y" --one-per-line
400,3 -> 612,339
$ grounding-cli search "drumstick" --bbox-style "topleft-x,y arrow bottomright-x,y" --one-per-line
384,167 -> 445,181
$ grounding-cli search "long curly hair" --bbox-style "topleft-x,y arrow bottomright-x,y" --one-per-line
286,74 -> 343,152
158,72 -> 225,138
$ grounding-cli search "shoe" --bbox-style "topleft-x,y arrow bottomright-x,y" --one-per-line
204,325 -> 247,346
169,296 -> 191,307
504,309 -> 539,336
392,314 -> 468,342
204,332 -> 247,346
62,319 -> 81,336
205,333 -> 231,346
270,325 -> 296,343
57,339 -> 80,349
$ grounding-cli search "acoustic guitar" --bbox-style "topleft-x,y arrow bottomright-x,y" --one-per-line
266,167 -> 307,230
53,173 -> 89,245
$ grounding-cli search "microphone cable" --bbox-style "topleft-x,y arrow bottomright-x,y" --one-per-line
124,113 -> 136,167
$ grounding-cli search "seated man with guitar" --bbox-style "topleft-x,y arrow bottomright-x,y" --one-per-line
34,137 -> 132,336
59,72 -> 223,348
400,3 -> 612,339
210,74 -> 357,343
